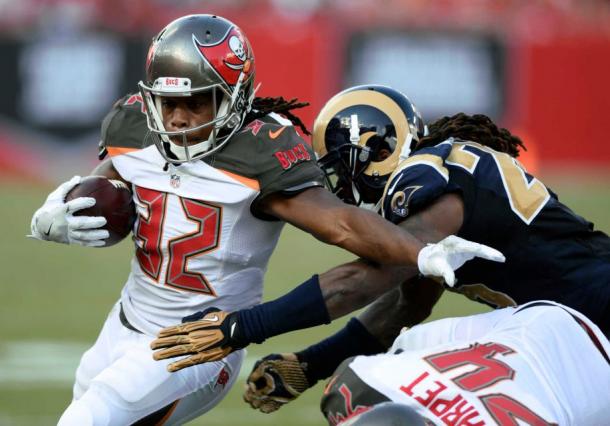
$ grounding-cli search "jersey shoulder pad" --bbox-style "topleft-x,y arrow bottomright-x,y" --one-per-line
240,112 -> 308,152
212,113 -> 324,197
381,143 -> 452,223
99,93 -> 150,158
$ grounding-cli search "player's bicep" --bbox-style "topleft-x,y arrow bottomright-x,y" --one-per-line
259,186 -> 350,242
90,158 -> 128,185
398,193 -> 464,244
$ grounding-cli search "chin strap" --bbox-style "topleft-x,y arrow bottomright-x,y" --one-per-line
399,133 -> 414,162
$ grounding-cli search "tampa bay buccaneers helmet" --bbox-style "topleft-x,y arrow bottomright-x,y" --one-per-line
313,85 -> 426,207
139,14 -> 256,163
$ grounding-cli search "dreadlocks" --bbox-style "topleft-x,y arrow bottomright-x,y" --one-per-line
245,96 -> 311,135
416,113 -> 526,158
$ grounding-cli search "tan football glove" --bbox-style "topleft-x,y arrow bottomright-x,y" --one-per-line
150,308 -> 244,372
243,353 -> 312,413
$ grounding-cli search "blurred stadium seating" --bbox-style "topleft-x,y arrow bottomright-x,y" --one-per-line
1,1 -> 608,425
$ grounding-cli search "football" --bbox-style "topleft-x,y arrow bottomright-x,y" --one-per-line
65,176 -> 136,246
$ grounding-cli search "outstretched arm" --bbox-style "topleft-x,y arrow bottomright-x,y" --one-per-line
260,187 -> 426,267
150,193 -> 499,373
317,191 -> 464,319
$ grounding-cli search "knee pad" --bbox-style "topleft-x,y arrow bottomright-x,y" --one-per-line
58,391 -> 110,426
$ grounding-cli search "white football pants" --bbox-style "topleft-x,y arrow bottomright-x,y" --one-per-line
58,302 -> 244,425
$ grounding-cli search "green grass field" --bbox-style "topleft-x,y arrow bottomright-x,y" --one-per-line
0,179 -> 608,425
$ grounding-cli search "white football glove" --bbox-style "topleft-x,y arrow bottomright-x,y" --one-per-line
29,175 -> 109,247
417,235 -> 505,287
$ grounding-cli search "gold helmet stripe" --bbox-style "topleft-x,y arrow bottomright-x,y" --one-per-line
312,90 -> 410,177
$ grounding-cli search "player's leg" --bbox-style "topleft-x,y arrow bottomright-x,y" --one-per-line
72,303 -> 122,399
60,314 -> 245,425
60,347 -> 244,425
160,359 -> 242,425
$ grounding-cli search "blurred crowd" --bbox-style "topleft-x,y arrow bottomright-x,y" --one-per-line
2,0 -> 610,38
0,0 -> 609,183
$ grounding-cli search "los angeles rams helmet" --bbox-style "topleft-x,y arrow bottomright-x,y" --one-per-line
312,85 -> 426,207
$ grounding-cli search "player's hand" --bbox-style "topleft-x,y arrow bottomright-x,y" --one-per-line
417,235 -> 505,287
243,353 -> 311,413
28,175 -> 109,247
150,307 -> 246,372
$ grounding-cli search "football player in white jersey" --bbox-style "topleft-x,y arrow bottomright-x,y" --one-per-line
322,301 -> 610,425
28,15 -> 503,425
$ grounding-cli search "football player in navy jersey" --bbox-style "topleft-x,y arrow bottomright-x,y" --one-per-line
237,86 -> 610,414
146,85 -> 609,414
28,17 -> 499,425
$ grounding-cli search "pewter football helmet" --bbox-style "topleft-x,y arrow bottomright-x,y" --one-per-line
139,14 -> 256,163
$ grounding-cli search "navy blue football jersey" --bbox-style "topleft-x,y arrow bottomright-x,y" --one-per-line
382,138 -> 610,334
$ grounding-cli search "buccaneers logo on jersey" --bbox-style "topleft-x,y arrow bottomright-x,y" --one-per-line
193,27 -> 254,86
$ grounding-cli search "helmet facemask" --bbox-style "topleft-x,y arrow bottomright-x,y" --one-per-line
313,85 -> 426,209
139,73 -> 253,163
139,14 -> 256,164
317,129 -> 400,207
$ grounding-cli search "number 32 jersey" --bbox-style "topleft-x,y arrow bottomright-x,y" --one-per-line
99,94 -> 324,335
381,138 -> 610,334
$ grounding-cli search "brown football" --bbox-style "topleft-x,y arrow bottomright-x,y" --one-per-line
65,176 -> 136,246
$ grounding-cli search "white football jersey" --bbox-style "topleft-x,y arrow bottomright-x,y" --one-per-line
328,302 -> 610,425
111,145 -> 282,334
102,96 -> 324,335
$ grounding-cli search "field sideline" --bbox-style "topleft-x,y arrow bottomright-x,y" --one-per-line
1,179 -> 608,425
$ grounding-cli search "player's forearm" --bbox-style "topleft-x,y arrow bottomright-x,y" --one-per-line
231,261 -> 409,348
90,159 -> 128,184
357,277 -> 444,347
327,206 -> 425,266
319,260 -> 413,320
262,188 -> 425,267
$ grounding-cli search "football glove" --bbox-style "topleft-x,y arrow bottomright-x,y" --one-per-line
417,235 -> 505,287
150,307 -> 247,373
243,353 -> 311,413
29,175 -> 109,247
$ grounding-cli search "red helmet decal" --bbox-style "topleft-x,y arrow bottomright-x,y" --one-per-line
194,27 -> 253,86
145,41 -> 158,73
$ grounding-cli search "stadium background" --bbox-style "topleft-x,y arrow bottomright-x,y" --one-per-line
0,0 -> 609,424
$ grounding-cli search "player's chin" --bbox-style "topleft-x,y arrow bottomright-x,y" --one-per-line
170,136 -> 208,146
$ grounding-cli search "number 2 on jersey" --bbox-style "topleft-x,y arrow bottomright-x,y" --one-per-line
447,143 -> 550,224
134,187 -> 221,295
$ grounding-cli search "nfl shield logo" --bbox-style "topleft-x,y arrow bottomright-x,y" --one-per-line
170,173 -> 181,188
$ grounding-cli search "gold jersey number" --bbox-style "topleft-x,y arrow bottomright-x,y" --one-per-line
446,142 -> 550,225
